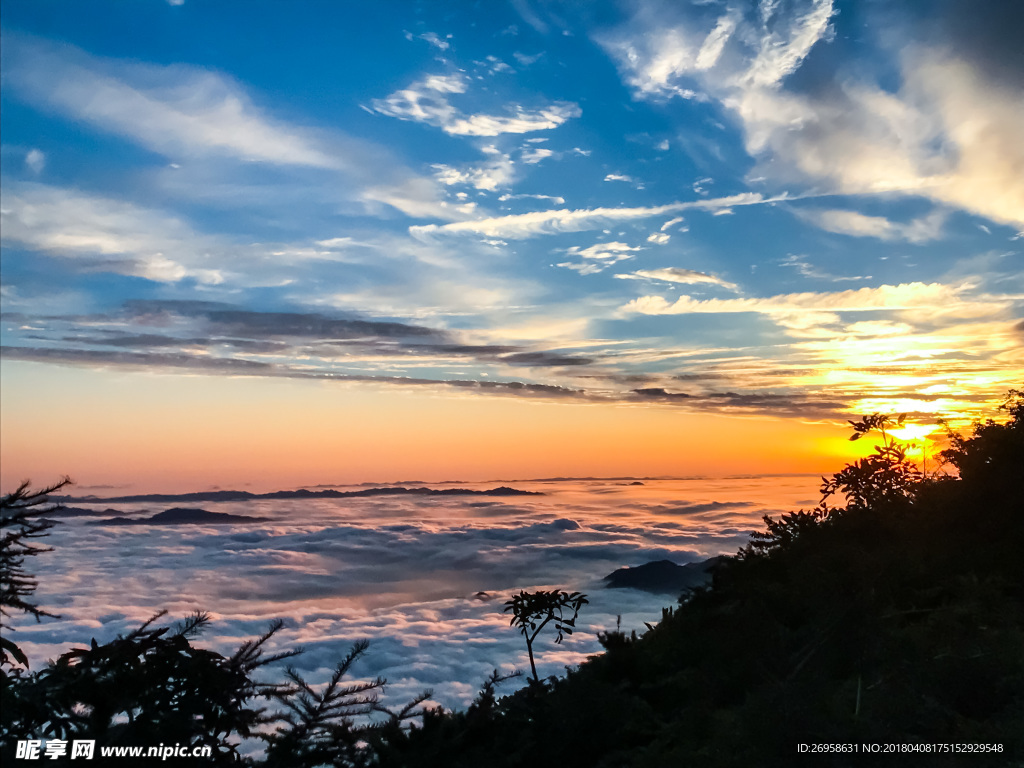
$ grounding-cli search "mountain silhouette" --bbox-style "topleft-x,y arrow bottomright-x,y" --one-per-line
69,485 -> 542,504
90,507 -> 266,525
603,556 -> 725,594
43,507 -> 126,518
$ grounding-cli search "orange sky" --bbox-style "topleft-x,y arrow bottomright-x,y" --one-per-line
0,361 -> 882,494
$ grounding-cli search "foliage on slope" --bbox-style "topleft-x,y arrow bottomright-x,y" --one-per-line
371,394 -> 1024,768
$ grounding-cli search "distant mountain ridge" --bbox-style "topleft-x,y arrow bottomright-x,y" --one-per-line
65,485 -> 543,504
88,507 -> 265,525
603,556 -> 726,594
43,507 -> 125,518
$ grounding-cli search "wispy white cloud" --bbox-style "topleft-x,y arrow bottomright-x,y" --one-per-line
759,0 -> 781,26
513,51 -> 544,66
521,147 -> 553,164
415,31 -> 451,50
476,55 -> 513,74
842,320 -> 913,338
557,241 -> 641,275
498,193 -> 565,205
371,73 -> 580,137
1,183 -> 226,284
432,147 -> 516,192
598,0 -> 835,98
411,192 -> 776,239
445,105 -> 580,137
780,254 -> 871,282
0,182 -> 394,286
511,0 -> 550,35
24,148 -> 45,174
555,261 -> 605,275
621,281 -> 990,317
315,237 -> 355,248
795,208 -> 947,243
362,178 -> 474,220
598,24 -> 702,100
515,143 -> 582,165
616,268 -> 739,291
4,34 -> 342,169
571,242 -> 641,261
695,9 -> 741,71
727,60 -> 1024,225
737,0 -> 835,88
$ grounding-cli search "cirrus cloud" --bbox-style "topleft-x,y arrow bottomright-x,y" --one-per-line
615,268 -> 739,291
621,281 -> 994,317
410,193 -> 777,239
370,72 -> 580,137
3,33 -> 343,169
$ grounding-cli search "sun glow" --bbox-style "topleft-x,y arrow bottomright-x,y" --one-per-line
887,424 -> 937,443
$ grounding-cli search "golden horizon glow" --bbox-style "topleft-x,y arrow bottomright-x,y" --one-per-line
887,423 -> 938,441
1,361 -> 894,495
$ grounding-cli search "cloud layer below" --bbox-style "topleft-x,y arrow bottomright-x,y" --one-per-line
15,477 -> 813,711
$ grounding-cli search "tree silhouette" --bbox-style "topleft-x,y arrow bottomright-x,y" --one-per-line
0,477 -> 71,668
745,412 -> 921,556
940,388 -> 1024,490
504,590 -> 587,683
3,610 -> 304,763
822,413 -> 920,511
261,640 -> 384,767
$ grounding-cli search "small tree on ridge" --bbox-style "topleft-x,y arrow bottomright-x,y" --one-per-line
504,590 -> 588,683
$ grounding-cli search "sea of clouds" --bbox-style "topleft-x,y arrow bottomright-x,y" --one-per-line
15,476 -> 819,713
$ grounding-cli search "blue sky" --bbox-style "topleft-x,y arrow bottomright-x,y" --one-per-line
2,0 -> 1023,488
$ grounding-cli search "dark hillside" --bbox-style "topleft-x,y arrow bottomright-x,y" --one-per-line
370,396 -> 1024,768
